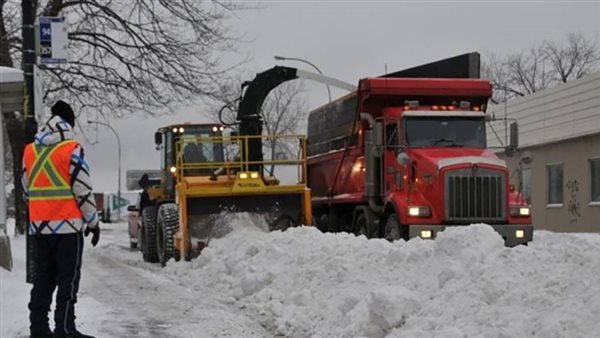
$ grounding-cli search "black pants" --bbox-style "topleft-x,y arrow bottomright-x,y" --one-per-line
28,232 -> 84,335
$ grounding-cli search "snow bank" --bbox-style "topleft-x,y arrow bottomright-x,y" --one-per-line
162,215 -> 600,338
3,215 -> 600,338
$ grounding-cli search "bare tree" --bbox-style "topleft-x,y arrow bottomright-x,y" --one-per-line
545,32 -> 600,83
483,32 -> 600,104
0,0 -> 248,232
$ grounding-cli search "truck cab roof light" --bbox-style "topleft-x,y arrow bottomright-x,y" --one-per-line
431,105 -> 439,111
473,106 -> 481,112
403,100 -> 419,111
459,101 -> 471,110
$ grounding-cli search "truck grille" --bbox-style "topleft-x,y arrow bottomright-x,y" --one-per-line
445,168 -> 506,222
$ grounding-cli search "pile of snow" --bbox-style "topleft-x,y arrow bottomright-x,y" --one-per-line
3,215 -> 600,337
162,214 -> 600,338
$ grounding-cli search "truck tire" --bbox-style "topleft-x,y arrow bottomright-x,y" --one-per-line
383,214 -> 402,242
355,213 -> 368,237
156,203 -> 180,266
141,206 -> 159,263
325,209 -> 340,232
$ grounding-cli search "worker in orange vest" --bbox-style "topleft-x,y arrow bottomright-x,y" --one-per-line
23,101 -> 99,338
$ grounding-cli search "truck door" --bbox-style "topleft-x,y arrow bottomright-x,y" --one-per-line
383,121 -> 404,195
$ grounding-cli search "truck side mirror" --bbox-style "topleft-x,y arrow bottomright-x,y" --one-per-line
154,132 -> 162,146
509,122 -> 519,149
396,152 -> 409,166
505,122 -> 519,157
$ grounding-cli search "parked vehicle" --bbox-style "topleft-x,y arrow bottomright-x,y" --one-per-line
127,205 -> 140,249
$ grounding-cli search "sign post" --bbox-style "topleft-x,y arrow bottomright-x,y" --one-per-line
25,16 -> 69,283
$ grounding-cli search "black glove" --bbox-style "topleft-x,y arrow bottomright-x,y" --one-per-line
84,225 -> 100,246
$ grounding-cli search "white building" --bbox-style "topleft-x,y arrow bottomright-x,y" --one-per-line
487,72 -> 600,232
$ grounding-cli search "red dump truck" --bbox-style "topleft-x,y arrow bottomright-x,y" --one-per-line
307,54 -> 533,246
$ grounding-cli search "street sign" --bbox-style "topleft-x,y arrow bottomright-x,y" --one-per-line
35,16 -> 68,64
112,195 -> 130,211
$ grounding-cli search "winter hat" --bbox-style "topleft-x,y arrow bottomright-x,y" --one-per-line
51,100 -> 75,127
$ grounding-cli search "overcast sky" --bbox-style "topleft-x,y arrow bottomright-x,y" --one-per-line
71,1 -> 600,193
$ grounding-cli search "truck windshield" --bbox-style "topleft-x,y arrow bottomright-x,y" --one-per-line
404,117 -> 486,148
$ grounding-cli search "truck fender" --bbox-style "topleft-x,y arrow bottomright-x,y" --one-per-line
383,198 -> 407,225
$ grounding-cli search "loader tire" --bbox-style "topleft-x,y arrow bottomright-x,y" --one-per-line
269,215 -> 297,232
141,206 -> 159,263
156,203 -> 180,266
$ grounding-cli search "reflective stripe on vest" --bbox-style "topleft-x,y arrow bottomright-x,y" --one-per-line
28,143 -> 72,200
24,140 -> 82,222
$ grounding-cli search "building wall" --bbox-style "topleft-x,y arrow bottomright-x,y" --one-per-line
486,72 -> 600,149
501,133 -> 600,232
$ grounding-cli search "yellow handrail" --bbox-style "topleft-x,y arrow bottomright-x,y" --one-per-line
174,134 -> 308,185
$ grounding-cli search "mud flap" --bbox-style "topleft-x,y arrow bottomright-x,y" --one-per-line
0,229 -> 12,271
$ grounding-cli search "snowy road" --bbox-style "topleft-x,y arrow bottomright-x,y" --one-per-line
3,216 -> 600,338
83,239 -> 269,338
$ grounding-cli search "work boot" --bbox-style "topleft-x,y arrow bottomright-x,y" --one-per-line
53,330 -> 96,338
29,330 -> 53,338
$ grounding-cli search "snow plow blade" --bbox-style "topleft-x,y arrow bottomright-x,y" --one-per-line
175,174 -> 312,259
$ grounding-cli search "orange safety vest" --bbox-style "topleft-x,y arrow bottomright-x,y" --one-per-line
23,140 -> 83,221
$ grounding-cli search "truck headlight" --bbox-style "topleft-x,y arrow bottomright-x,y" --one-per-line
250,172 -> 259,179
239,172 -> 248,179
516,230 -> 524,238
510,206 -> 530,217
420,230 -> 432,239
408,206 -> 431,217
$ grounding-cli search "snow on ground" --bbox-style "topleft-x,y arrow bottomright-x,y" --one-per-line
3,215 -> 600,338
1,219 -> 110,338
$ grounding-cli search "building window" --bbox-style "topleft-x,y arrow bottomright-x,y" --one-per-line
521,168 -> 532,204
592,158 -> 600,203
547,163 -> 563,205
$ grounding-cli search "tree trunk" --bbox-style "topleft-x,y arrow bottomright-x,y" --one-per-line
5,112 -> 27,234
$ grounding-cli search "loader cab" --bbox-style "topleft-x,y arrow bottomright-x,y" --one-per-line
154,123 -> 226,197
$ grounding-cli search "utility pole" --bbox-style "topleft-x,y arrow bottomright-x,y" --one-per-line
22,0 -> 38,141
22,0 -> 37,284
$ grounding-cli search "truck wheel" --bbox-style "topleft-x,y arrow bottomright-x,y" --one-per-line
383,214 -> 402,242
355,213 -> 368,237
156,203 -> 180,266
141,206 -> 159,263
327,209 -> 340,232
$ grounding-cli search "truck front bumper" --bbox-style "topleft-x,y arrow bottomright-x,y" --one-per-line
407,224 -> 533,247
